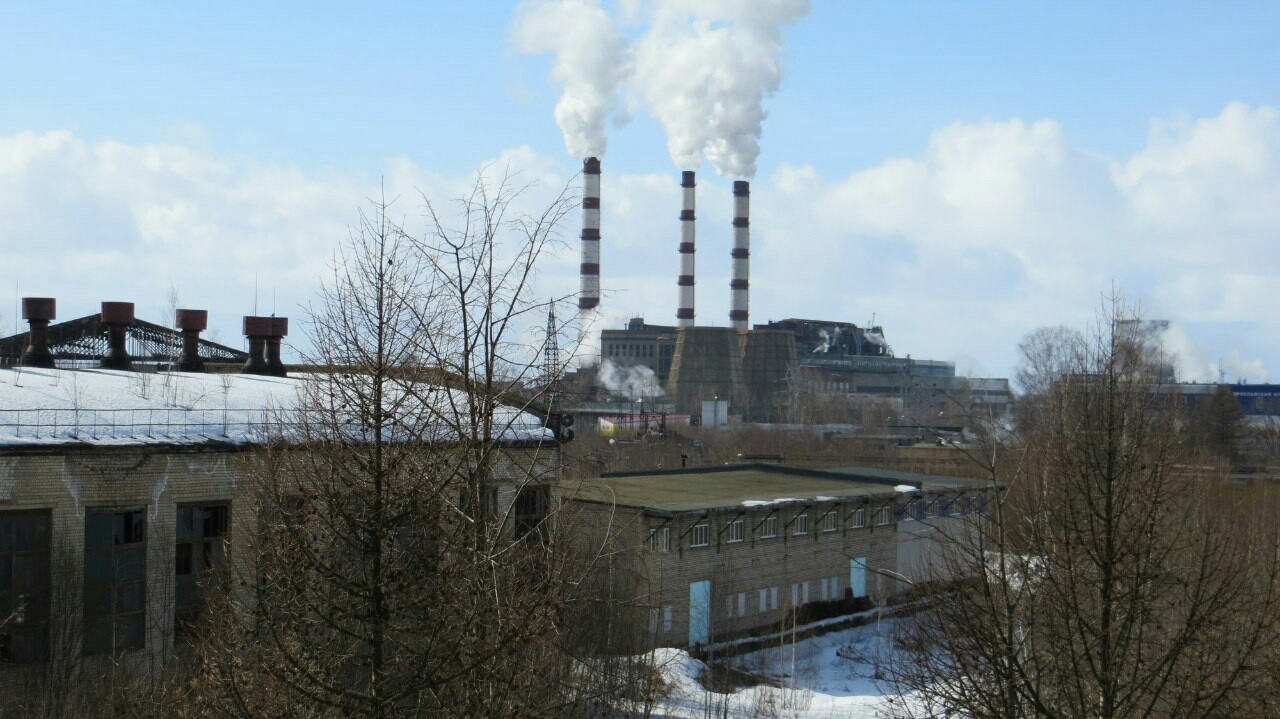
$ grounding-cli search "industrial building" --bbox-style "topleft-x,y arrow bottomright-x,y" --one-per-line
571,160 -> 1010,427
0,298 -> 560,695
592,314 -> 1011,426
565,463 -> 988,647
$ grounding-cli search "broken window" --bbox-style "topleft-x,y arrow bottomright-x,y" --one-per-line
175,504 -> 229,636
513,485 -> 549,539
0,511 -> 50,663
84,508 -> 146,655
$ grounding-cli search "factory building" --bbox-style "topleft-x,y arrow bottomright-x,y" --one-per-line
571,164 -> 1010,426
0,298 -> 561,696
600,318 -> 678,383
566,463 -> 989,647
595,314 -> 1010,426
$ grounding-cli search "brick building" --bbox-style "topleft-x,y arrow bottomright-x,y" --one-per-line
0,367 -> 557,696
565,464 -> 986,647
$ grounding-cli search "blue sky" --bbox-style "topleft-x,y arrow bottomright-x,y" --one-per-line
2,1 -> 1278,381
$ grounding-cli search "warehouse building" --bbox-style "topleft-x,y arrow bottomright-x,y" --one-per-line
565,463 -> 987,647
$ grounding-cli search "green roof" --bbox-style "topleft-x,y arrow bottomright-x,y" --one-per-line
564,465 -> 912,514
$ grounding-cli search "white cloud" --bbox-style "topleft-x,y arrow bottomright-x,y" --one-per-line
1,102 -> 1276,380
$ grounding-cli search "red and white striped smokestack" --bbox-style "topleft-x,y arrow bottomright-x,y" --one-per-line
676,170 -> 696,327
578,157 -> 602,312
729,180 -> 750,330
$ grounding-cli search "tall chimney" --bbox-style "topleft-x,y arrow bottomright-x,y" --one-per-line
729,181 -> 750,331
175,309 -> 208,372
100,302 -> 135,370
676,171 -> 696,327
20,297 -> 56,368
266,317 -> 288,377
242,316 -> 272,375
578,157 -> 601,313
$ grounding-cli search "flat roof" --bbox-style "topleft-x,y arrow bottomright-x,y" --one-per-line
566,464 -> 924,514
825,466 -> 979,491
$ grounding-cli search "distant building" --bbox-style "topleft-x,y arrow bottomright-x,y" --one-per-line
565,463 -> 988,647
595,316 -> 1011,425
599,317 -> 678,383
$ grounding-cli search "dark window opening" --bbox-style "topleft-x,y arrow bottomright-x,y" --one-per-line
84,508 -> 146,655
175,505 -> 229,636
0,511 -> 51,663
513,485 -> 549,540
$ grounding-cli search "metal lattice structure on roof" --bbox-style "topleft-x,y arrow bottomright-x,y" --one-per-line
0,314 -> 249,366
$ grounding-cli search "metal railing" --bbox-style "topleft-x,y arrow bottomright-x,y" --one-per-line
0,408 -> 272,443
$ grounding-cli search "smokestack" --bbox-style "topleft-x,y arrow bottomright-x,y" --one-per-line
100,302 -> 135,370
266,317 -> 288,377
676,170 -> 696,327
20,297 -> 56,368
729,180 -> 750,331
578,157 -> 601,312
242,316 -> 272,375
175,309 -> 208,372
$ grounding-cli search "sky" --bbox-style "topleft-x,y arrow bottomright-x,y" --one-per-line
2,0 -> 1278,383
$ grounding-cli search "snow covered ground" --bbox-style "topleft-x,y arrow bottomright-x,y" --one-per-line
649,619 -> 910,719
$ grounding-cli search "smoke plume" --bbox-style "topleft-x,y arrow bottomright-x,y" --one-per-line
632,0 -> 810,178
598,358 -> 665,399
514,0 -> 631,159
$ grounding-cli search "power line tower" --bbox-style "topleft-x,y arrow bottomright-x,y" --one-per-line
544,301 -> 561,404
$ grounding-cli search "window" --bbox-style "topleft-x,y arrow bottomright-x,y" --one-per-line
514,485 -> 549,539
822,511 -> 838,533
0,511 -> 50,663
770,586 -> 779,610
793,513 -> 809,536
791,583 -> 799,606
759,515 -> 778,539
690,523 -> 709,548
851,507 -> 866,528
84,508 -> 146,655
801,581 -> 810,603
663,606 -> 673,632
820,577 -> 830,600
727,519 -> 744,543
175,504 -> 229,634
874,506 -> 891,526
648,526 -> 670,553
758,588 -> 768,613
829,576 -> 840,598
649,607 -> 659,633
737,592 -> 746,617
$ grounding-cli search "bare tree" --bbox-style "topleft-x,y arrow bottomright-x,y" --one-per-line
191,173 -> 652,717
887,298 -> 1280,719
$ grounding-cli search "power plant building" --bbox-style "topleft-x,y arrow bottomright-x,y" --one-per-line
596,316 -> 1011,425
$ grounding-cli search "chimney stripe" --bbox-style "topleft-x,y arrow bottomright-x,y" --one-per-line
677,170 -> 697,327
579,157 -> 602,313
730,180 -> 750,330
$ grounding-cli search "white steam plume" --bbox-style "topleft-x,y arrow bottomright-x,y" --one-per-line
632,0 -> 810,178
598,358 -> 665,399
514,0 -> 631,158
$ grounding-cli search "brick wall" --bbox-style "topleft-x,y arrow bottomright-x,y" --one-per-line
0,445 -> 248,694
566,496 -> 902,648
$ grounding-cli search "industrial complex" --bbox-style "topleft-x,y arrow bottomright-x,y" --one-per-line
570,156 -> 1013,430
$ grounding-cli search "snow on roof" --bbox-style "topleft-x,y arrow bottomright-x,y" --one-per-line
741,497 -> 805,507
0,368 -> 551,447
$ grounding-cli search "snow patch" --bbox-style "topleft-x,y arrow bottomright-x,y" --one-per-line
742,497 -> 804,507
